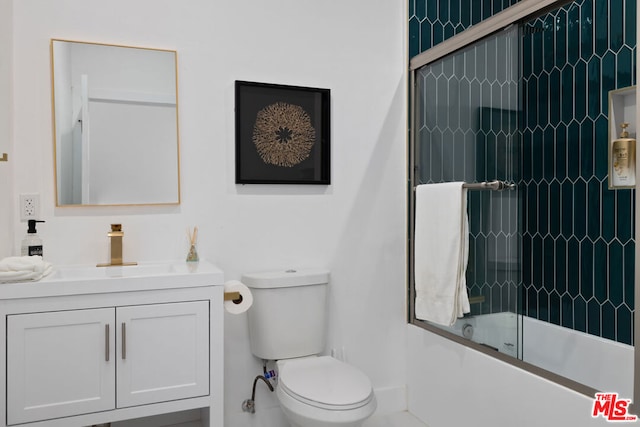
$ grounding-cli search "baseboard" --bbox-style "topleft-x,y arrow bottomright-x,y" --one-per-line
225,405 -> 289,427
110,409 -> 200,427
373,385 -> 407,416
109,387 -> 406,427
157,422 -> 200,427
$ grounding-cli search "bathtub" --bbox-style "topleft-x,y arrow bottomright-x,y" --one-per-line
446,312 -> 633,395
407,323 -> 615,427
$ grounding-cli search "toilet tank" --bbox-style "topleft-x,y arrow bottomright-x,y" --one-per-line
243,269 -> 329,360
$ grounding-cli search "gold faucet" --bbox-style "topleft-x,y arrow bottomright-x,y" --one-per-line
97,224 -> 137,267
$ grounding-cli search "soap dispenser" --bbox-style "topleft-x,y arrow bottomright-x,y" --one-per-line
611,122 -> 636,187
21,220 -> 45,257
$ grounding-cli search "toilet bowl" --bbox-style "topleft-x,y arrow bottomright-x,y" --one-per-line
276,356 -> 377,427
243,269 -> 377,427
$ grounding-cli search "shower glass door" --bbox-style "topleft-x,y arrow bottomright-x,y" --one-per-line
411,0 -> 636,396
412,26 -> 521,355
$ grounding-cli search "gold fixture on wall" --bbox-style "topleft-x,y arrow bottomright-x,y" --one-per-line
0,153 -> 7,162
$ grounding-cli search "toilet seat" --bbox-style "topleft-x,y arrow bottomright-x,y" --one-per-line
278,356 -> 374,411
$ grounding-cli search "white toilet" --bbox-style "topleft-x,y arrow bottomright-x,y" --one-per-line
243,269 -> 377,427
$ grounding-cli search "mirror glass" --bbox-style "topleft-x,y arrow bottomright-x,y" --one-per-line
51,39 -> 180,206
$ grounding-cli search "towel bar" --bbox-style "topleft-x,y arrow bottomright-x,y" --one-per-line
462,180 -> 515,191
414,180 -> 516,191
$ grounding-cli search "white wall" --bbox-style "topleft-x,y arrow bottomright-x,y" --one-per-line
407,325 -> 619,427
9,1 -> 407,426
0,0 -> 13,259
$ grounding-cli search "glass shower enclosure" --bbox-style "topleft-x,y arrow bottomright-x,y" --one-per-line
411,26 -> 522,357
410,0 -> 636,395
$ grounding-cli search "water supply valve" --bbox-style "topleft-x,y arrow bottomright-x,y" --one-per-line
242,398 -> 255,414
242,374 -> 274,414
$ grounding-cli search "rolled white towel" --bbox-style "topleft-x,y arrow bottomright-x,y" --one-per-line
0,256 -> 53,283
0,255 -> 44,272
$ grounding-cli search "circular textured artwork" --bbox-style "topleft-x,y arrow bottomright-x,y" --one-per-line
252,102 -> 316,167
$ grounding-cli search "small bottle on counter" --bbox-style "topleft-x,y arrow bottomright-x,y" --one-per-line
21,219 -> 45,257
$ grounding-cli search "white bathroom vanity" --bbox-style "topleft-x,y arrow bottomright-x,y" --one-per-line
0,261 -> 224,427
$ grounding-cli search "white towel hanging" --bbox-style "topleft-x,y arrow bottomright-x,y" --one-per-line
414,182 -> 470,326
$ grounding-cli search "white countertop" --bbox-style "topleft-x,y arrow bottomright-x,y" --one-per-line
0,260 -> 225,300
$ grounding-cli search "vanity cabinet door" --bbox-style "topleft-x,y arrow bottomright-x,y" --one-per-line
116,301 -> 210,408
6,308 -> 116,425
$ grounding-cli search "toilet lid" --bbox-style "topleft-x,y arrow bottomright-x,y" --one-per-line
278,356 -> 373,409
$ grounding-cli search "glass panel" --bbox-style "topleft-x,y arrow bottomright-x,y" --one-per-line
414,26 -> 521,357
520,0 -> 635,395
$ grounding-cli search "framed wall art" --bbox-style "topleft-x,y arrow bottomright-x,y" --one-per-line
235,80 -> 330,184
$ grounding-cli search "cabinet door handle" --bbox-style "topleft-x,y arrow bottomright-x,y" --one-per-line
105,324 -> 110,362
121,322 -> 126,360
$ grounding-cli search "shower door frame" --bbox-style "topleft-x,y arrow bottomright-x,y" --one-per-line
407,0 -> 640,403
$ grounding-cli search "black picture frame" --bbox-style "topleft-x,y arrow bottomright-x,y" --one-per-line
235,80 -> 330,184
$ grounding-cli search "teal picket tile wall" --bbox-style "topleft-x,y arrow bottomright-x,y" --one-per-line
409,0 -> 521,56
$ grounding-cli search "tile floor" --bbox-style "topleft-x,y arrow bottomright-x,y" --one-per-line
363,411 -> 428,427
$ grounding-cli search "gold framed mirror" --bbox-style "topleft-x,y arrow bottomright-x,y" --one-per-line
51,39 -> 180,206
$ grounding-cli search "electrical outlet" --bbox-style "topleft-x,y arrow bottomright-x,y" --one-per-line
20,193 -> 40,221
